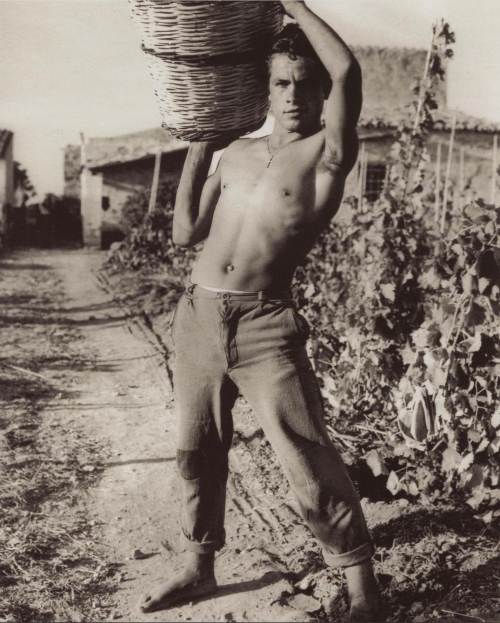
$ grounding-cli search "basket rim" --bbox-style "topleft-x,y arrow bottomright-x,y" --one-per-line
140,43 -> 273,65
162,113 -> 269,142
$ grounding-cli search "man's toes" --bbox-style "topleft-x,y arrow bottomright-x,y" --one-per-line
138,594 -> 154,612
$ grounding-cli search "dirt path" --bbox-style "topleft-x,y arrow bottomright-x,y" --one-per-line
28,249 -> 317,623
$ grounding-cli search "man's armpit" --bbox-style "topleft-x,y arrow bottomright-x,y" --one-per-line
317,150 -> 348,175
319,137 -> 359,176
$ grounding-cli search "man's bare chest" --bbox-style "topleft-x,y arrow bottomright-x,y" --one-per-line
220,154 -> 316,213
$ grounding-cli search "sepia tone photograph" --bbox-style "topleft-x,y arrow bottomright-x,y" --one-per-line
1,1 -> 499,622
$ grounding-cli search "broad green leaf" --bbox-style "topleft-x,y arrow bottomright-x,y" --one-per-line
468,429 -> 482,444
304,284 -> 315,298
462,465 -> 484,492
365,449 -> 389,477
325,392 -> 340,409
489,436 -> 500,454
435,391 -> 452,422
380,283 -> 396,302
387,471 -> 401,495
458,452 -> 475,473
465,486 -> 486,509
408,481 -> 419,496
442,446 -> 461,472
430,366 -> 447,389
462,272 -> 476,295
323,375 -> 337,393
412,327 -> 429,349
468,331 -> 482,353
478,277 -> 490,294
393,442 -> 413,458
401,342 -> 417,366
421,267 -> 442,289
476,438 -> 489,453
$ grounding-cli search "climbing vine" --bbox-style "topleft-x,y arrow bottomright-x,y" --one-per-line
294,22 -> 500,515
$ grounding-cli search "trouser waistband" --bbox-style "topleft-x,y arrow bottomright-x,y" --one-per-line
185,283 -> 293,301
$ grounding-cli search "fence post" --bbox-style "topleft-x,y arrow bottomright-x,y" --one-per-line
148,150 -> 162,215
459,146 -> 465,212
441,112 -> 457,234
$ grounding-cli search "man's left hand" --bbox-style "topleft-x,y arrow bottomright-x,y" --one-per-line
280,1 -> 306,19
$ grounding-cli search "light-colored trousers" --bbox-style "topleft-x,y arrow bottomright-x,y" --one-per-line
171,284 -> 374,568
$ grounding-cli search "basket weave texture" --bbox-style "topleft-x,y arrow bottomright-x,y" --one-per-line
130,1 -> 283,141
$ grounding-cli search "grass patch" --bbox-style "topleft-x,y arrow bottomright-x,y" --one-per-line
0,253 -> 115,622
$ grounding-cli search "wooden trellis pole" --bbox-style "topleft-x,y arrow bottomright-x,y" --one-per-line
363,150 -> 369,200
413,27 -> 437,135
435,141 -> 442,223
441,112 -> 457,234
382,164 -> 390,194
148,150 -> 162,214
459,146 -> 465,211
492,135 -> 498,205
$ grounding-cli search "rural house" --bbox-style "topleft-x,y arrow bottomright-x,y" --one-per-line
65,128 -> 188,248
349,47 -> 499,210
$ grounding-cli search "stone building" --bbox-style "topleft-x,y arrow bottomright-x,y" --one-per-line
65,128 -> 188,248
348,47 -> 499,208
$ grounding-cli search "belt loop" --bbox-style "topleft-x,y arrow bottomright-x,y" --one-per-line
258,291 -> 264,301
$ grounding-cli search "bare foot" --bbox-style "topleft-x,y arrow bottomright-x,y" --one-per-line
345,560 -> 385,623
138,552 -> 217,613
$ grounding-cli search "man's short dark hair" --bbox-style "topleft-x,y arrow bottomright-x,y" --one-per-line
268,23 -> 331,94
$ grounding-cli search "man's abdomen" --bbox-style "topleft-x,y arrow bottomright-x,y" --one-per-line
190,208 -> 313,291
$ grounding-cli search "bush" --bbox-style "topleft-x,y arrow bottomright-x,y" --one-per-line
293,22 -> 500,516
107,180 -> 196,276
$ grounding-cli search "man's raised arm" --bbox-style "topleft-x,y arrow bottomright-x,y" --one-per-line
282,1 -> 362,170
172,142 -> 222,248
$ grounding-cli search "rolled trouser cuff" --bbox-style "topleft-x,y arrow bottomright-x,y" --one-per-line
180,530 -> 225,554
322,541 -> 375,568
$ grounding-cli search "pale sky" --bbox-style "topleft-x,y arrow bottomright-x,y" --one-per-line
1,0 -> 499,199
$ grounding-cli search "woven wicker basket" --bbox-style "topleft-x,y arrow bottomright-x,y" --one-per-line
130,1 -> 283,141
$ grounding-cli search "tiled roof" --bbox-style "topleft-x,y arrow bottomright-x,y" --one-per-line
352,46 -> 447,110
359,107 -> 500,134
0,129 -> 13,158
84,127 -> 188,169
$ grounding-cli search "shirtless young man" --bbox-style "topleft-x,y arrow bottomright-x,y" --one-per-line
139,2 -> 383,621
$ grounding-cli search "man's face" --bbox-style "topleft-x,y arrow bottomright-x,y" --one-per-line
268,54 -> 325,134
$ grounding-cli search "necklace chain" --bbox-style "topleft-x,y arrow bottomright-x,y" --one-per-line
266,137 -> 288,168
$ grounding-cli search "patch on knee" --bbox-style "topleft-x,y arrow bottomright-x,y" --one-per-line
176,449 -> 205,480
